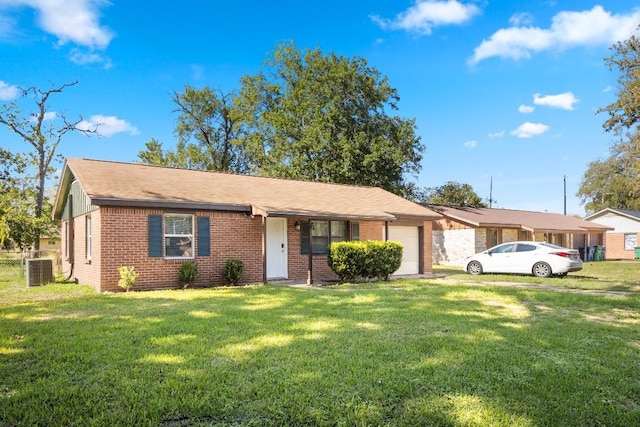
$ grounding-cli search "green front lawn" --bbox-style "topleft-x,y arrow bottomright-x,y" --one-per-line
434,260 -> 640,293
1,264 -> 639,426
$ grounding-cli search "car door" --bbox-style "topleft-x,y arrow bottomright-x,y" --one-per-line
483,243 -> 516,273
510,243 -> 538,274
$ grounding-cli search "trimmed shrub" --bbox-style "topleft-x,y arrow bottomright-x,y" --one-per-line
328,240 -> 403,282
223,258 -> 244,286
117,266 -> 139,292
327,241 -> 367,283
178,261 -> 198,289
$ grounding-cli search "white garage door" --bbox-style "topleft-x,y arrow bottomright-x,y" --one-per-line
388,226 -> 420,275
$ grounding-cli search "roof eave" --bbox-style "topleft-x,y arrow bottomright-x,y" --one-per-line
91,198 -> 252,213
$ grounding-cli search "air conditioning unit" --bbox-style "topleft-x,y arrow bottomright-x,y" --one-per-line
26,259 -> 54,287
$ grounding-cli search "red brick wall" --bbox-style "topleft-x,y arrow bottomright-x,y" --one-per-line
605,233 -> 640,260
359,220 -> 384,241
60,207 -> 264,292
422,220 -> 433,274
61,209 -> 437,291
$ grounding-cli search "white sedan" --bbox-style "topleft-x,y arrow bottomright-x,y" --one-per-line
464,241 -> 583,278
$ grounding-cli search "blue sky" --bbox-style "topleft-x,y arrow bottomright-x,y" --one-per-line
1,1 -> 638,215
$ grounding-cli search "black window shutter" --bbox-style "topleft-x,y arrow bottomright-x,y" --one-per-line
197,216 -> 210,257
148,215 -> 163,257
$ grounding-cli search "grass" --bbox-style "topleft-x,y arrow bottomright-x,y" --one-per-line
1,264 -> 639,426
434,260 -> 640,293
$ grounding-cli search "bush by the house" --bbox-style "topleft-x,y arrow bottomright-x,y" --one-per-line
117,266 -> 139,292
223,258 -> 244,286
327,241 -> 367,282
328,240 -> 403,282
178,261 -> 198,289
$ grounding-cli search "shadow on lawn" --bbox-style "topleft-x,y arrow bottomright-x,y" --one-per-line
0,284 -> 638,426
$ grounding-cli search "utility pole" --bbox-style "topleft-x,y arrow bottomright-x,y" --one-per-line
564,175 -> 567,215
489,176 -> 493,208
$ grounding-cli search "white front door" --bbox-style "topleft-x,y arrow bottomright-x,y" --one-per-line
266,217 -> 288,279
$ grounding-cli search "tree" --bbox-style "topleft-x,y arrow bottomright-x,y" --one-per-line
138,86 -> 251,173
415,181 -> 487,207
236,41 -> 423,195
577,132 -> 640,213
0,81 -> 97,253
597,25 -> 640,135
579,28 -> 640,213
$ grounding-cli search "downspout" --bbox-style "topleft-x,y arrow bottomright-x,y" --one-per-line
67,194 -> 75,281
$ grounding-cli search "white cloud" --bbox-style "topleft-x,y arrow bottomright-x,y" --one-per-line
518,104 -> 535,113
488,130 -> 505,138
0,80 -> 20,100
511,122 -> 550,138
470,5 -> 640,64
1,0 -> 113,49
29,111 -> 57,121
533,92 -> 579,110
509,12 -> 534,27
371,0 -> 481,34
464,139 -> 477,148
69,48 -> 112,68
76,115 -> 139,137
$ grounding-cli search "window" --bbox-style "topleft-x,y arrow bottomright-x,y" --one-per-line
488,229 -> 499,248
624,233 -> 637,250
351,222 -> 360,241
86,216 -> 92,261
164,214 -> 194,258
515,243 -> 536,252
518,230 -> 531,241
489,243 -> 515,254
301,220 -> 350,255
64,222 -> 70,260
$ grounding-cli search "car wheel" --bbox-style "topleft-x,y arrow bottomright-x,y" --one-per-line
467,261 -> 483,275
532,262 -> 552,278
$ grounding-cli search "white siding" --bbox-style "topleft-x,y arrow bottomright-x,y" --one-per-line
593,213 -> 640,233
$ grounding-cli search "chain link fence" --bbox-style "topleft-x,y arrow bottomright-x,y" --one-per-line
0,250 -> 62,277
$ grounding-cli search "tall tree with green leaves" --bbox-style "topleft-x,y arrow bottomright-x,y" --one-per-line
138,86 -> 251,173
579,27 -> 640,213
597,26 -> 640,135
237,41 -> 423,195
577,132 -> 640,213
0,81 -> 96,253
415,181 -> 487,207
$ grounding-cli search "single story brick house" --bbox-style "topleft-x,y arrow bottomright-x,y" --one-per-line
583,208 -> 640,259
426,205 -> 612,266
53,158 -> 441,292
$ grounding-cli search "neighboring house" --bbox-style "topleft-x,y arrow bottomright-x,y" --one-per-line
584,208 -> 640,260
39,236 -> 60,252
53,158 -> 441,292
427,205 -> 612,266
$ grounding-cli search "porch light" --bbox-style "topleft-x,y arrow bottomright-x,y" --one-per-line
295,221 -> 301,230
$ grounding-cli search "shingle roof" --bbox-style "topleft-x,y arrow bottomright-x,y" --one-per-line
54,158 -> 441,221
428,205 -> 612,233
